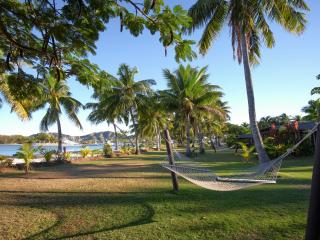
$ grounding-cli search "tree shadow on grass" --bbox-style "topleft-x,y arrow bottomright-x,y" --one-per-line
0,183 -> 311,240
23,199 -> 155,240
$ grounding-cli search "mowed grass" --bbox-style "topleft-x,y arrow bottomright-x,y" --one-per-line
0,149 -> 313,240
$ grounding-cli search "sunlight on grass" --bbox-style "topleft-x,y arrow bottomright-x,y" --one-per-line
0,150 -> 313,240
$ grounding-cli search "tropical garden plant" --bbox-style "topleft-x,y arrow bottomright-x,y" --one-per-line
237,142 -> 255,162
103,144 -> 114,158
80,147 -> 91,158
16,143 -> 36,174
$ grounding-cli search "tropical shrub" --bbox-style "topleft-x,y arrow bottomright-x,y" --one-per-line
0,156 -> 6,171
64,152 -> 72,161
91,149 -> 103,157
225,134 -> 238,148
42,150 -> 56,163
264,137 -> 289,159
80,147 -> 91,158
237,142 -> 255,161
16,143 -> 36,174
103,144 -> 114,158
120,146 -> 135,155
294,140 -> 314,157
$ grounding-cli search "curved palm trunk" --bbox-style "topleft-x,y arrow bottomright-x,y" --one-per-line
130,109 -> 140,155
113,122 -> 118,150
157,127 -> 161,151
185,114 -> 192,157
57,117 -> 63,154
115,124 -> 135,147
241,32 -> 269,163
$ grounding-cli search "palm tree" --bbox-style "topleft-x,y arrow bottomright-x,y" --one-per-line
100,64 -> 156,154
258,116 -> 273,129
202,101 -> 230,151
86,101 -> 121,150
139,95 -> 168,151
16,143 -> 36,174
0,74 -> 41,120
188,0 -> 309,163
161,64 -> 225,157
39,76 -> 83,155
87,72 -> 122,149
302,100 -> 320,121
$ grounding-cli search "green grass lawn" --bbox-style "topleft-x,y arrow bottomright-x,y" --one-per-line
0,149 -> 313,240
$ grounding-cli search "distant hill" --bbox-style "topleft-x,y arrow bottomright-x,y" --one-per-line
0,130 -> 134,144
30,131 -> 114,144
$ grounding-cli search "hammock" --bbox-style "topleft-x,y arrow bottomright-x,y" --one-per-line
161,123 -> 318,191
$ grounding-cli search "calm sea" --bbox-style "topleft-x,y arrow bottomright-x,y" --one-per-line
0,144 -> 105,156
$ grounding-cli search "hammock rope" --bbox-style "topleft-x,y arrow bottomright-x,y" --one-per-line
161,123 -> 318,191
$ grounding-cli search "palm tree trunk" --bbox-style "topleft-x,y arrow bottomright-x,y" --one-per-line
210,136 -> 217,152
113,122 -> 118,150
157,127 -> 161,151
163,128 -> 179,192
185,114 -> 191,157
130,108 -> 140,155
241,32 -> 269,163
305,124 -> 320,240
115,124 -> 135,147
197,125 -> 205,154
57,117 -> 63,154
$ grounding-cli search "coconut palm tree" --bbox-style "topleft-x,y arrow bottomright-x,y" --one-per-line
39,76 -> 83,155
16,143 -> 36,174
86,72 -> 122,149
302,100 -> 320,121
139,94 -> 169,151
188,0 -> 309,162
161,64 -> 225,156
86,101 -> 122,150
100,64 -> 156,154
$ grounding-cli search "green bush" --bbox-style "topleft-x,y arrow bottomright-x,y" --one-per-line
264,137 -> 289,159
103,144 -> 113,158
294,140 -> 314,157
91,149 -> 103,157
80,147 -> 91,158
225,134 -> 237,148
120,146 -> 135,155
64,152 -> 72,161
237,142 -> 255,161
43,150 -> 56,162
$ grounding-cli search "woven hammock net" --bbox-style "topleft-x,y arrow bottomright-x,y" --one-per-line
161,124 -> 318,191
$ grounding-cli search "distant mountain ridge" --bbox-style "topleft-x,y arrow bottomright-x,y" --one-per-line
30,131 -> 114,143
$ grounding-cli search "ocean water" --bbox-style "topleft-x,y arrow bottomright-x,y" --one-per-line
0,144 -> 105,156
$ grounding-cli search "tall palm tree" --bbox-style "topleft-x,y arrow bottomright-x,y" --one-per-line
101,64 -> 156,154
258,116 -> 273,129
188,0 -> 309,162
86,74 -> 121,150
162,64 -> 225,157
39,76 -> 83,154
86,101 -> 121,150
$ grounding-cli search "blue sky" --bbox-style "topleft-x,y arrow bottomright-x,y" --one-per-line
1,0 -> 319,136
